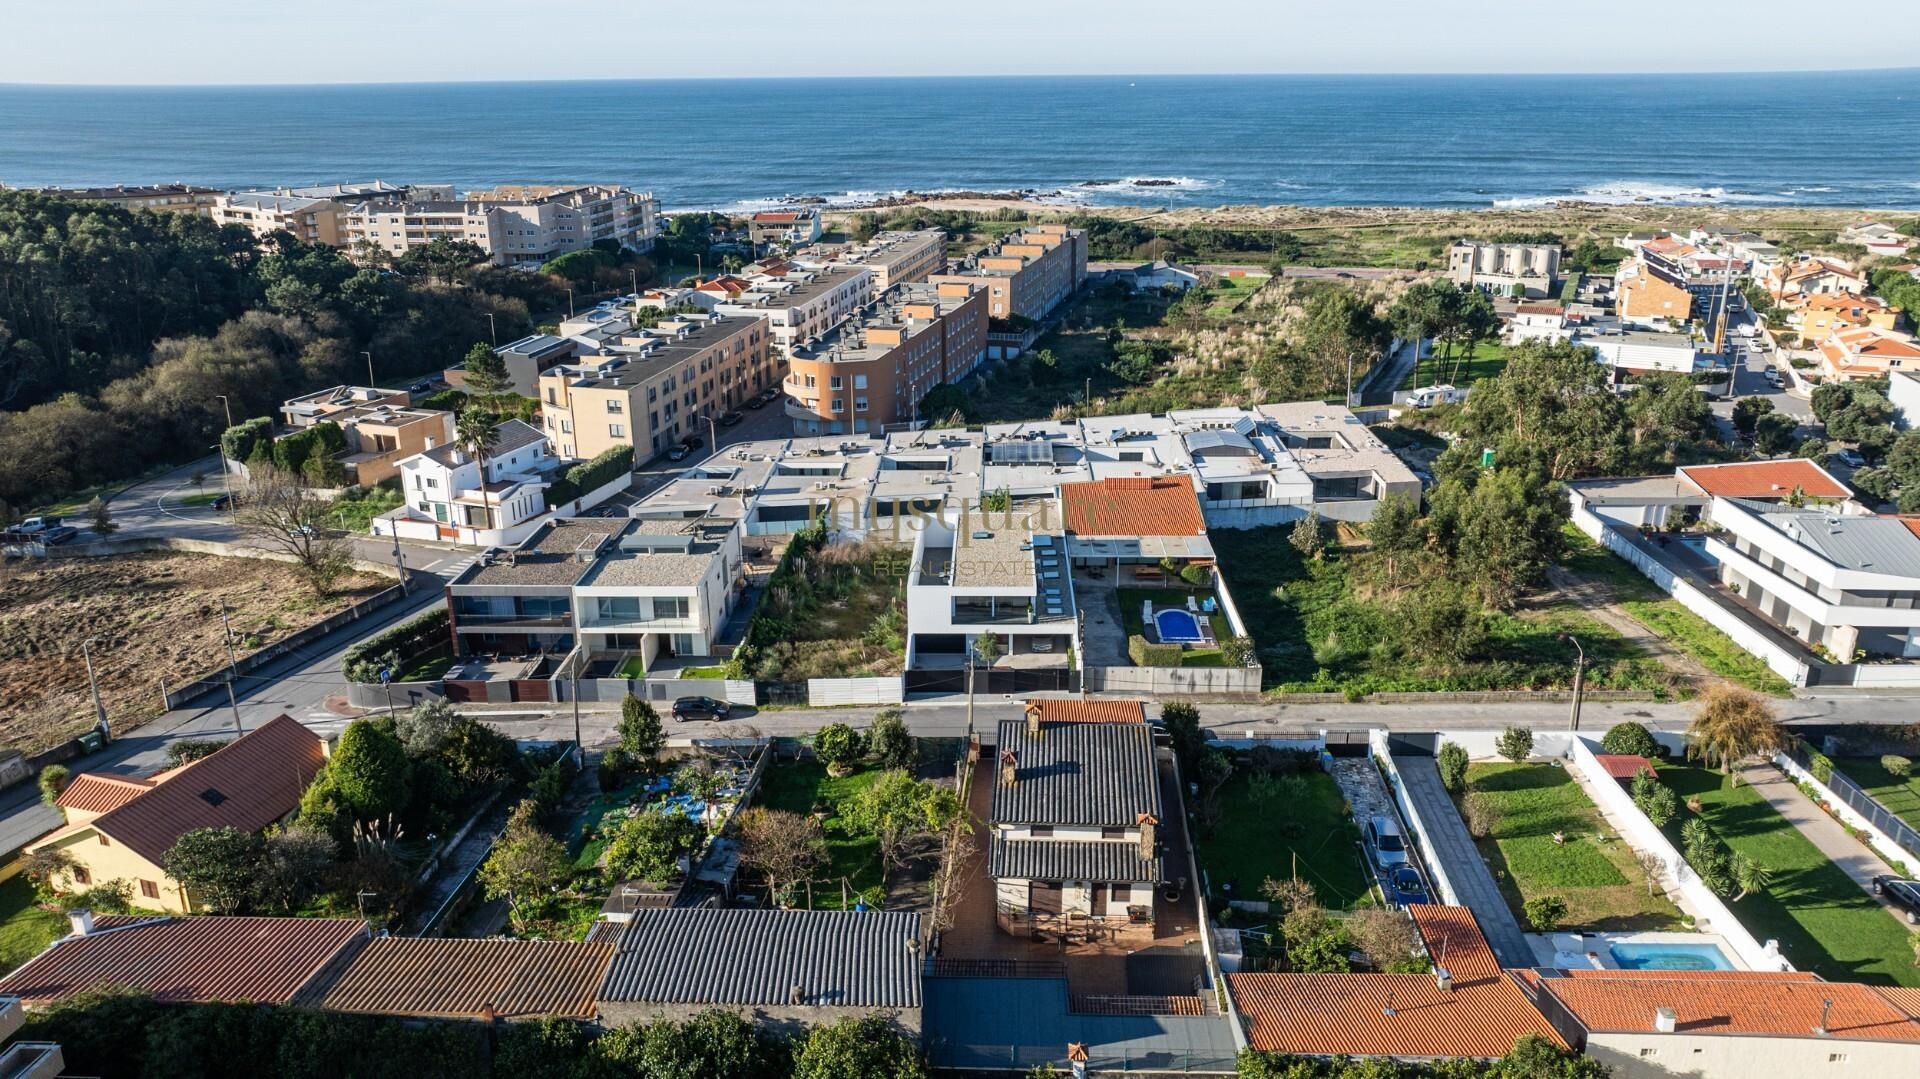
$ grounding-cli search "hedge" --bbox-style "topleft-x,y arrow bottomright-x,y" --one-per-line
271,421 -> 346,475
545,444 -> 634,510
220,417 -> 274,463
1128,634 -> 1183,668
342,608 -> 450,684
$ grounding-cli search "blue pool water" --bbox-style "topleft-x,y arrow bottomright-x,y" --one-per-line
1154,608 -> 1204,643
1608,941 -> 1736,971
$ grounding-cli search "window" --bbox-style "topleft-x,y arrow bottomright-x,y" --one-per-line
606,400 -> 623,414
854,397 -> 869,412
71,866 -> 91,885
1029,826 -> 1054,838
98,834 -> 110,846
1638,1049 -> 1658,1059
140,879 -> 160,900
424,477 -> 438,489
609,423 -> 625,438
854,374 -> 868,389
561,420 -> 573,434
832,398 -> 845,413
830,376 -> 843,390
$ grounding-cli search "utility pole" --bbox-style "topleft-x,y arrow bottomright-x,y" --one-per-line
362,351 -> 375,387
1560,632 -> 1586,732
219,600 -> 244,734
566,289 -> 575,318
81,637 -> 108,737
391,535 -> 409,595
213,394 -> 236,515
485,312 -> 497,347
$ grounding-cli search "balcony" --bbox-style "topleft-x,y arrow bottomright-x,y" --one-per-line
453,612 -> 571,628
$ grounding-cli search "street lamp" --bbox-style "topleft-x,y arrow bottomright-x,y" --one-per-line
485,312 -> 497,346
565,289 -> 575,318
219,599 -> 244,734
361,351 -> 375,387
1558,632 -> 1586,732
705,413 -> 719,454
81,637 -> 108,737
212,393 -> 236,514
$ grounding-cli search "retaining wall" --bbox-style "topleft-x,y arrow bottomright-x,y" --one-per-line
807,677 -> 905,707
1084,666 -> 1261,696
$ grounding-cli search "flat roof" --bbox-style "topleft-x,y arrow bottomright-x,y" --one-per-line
456,518 -> 622,587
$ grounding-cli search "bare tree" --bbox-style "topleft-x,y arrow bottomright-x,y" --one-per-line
235,466 -> 353,596
1635,849 -> 1667,898
735,807 -> 826,905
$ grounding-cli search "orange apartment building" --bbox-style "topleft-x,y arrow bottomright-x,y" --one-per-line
931,224 -> 1087,321
814,229 -> 948,291
1614,254 -> 1694,324
1794,291 -> 1901,341
537,314 -> 769,459
783,282 -> 987,435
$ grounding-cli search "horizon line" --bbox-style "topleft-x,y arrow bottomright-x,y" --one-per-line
3,65 -> 1918,90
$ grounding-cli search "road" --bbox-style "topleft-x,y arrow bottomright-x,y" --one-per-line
1706,308 -> 1812,439
1088,261 -> 1405,280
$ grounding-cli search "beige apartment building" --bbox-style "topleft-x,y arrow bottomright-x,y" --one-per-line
345,184 -> 660,267
538,315 -> 770,459
715,264 -> 875,356
931,223 -> 1087,321
1447,240 -> 1560,297
212,192 -> 343,246
814,229 -> 947,290
28,183 -> 221,215
784,281 -> 987,435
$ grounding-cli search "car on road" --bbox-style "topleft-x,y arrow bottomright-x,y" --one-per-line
744,394 -> 768,409
719,410 -> 744,427
666,445 -> 691,463
671,695 -> 732,722
39,524 -> 79,545
1364,815 -> 1409,871
1833,449 -> 1867,468
1764,369 -> 1783,388
1872,876 -> 1920,924
15,516 -> 61,534
682,434 -> 704,451
408,379 -> 436,394
210,493 -> 235,510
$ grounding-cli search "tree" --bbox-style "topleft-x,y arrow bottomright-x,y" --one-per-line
480,799 -> 570,921
867,708 -> 915,769
1429,466 -> 1568,611
1732,395 -> 1775,436
329,718 -> 412,820
1523,894 -> 1568,931
1363,493 -> 1426,593
1731,852 -> 1773,902
844,769 -> 965,876
1281,901 -> 1352,973
394,697 -> 458,758
460,341 -> 510,397
1300,288 -> 1388,400
972,632 -> 1003,667
254,825 -> 336,912
37,765 -> 71,806
86,496 -> 117,534
814,723 -> 866,778
614,1008 -> 788,1079
1601,721 -> 1661,758
1447,339 -> 1628,480
604,809 -> 704,883
235,466 -> 353,595
163,826 -> 264,914
1395,580 -> 1489,665
440,715 -> 522,786
1159,700 -> 1206,778
1500,1033 -> 1612,1078
918,383 -> 970,425
792,1014 -> 928,1079
1221,635 -> 1256,667
1883,754 -> 1913,779
1686,683 -> 1786,775
164,738 -> 231,767
1630,769 -> 1678,827
1753,411 -> 1799,456
1437,741 -> 1470,792
453,408 -> 498,536
734,807 -> 826,902
1289,510 -> 1327,561
1349,907 -> 1426,972
619,695 -> 664,759
1496,725 -> 1534,763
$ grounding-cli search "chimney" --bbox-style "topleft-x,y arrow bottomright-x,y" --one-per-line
999,750 -> 1018,788
1024,700 -> 1043,737
790,984 -> 806,1006
1434,967 -> 1452,992
1654,1007 -> 1678,1034
1816,997 -> 1833,1037
1067,1042 -> 1089,1079
68,910 -> 94,937
1137,813 -> 1158,860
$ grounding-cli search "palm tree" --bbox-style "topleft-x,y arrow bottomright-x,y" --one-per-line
1686,683 -> 1787,776
1731,852 -> 1773,902
454,409 -> 498,539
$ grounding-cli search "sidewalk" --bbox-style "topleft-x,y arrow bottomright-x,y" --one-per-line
1737,762 -> 1909,921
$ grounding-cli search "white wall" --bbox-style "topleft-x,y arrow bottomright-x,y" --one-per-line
1588,1031 -> 1920,1079
1772,750 -> 1920,873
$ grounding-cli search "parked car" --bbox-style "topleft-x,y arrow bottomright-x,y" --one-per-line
1364,815 -> 1409,871
210,493 -> 235,510
682,434 -> 704,451
671,696 -> 732,722
15,515 -> 60,534
666,445 -> 691,463
39,525 -> 79,545
1872,876 -> 1920,924
1833,449 -> 1867,468
1387,865 -> 1429,906
719,410 -> 744,427
744,394 -> 769,410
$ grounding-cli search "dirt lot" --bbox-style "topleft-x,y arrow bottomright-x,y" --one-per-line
0,553 -> 387,756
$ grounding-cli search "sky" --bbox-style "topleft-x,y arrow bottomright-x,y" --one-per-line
6,0 -> 1918,85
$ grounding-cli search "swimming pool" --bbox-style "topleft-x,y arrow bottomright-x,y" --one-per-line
1153,608 -> 1205,643
1608,941 -> 1736,970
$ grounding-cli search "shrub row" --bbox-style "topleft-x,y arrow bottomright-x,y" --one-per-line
1128,634 -> 1184,667
545,443 -> 634,509
341,608 -> 450,684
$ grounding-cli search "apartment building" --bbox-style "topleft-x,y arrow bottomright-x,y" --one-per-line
747,208 -> 822,248
29,183 -> 219,215
1795,292 -> 1900,341
784,281 -> 987,435
906,511 -> 1080,671
930,224 -> 1087,321
538,315 -> 771,459
1615,252 -> 1695,325
345,184 -> 660,267
715,264 -> 874,355
812,229 -> 947,290
1446,240 -> 1560,298
387,419 -> 555,545
1570,325 -> 1704,375
210,192 -> 343,245
278,180 -> 453,203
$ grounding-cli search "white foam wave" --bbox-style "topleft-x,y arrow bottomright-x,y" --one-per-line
1491,182 -> 1787,209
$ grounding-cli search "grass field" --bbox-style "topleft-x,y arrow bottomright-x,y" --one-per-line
0,875 -> 63,974
1197,768 -> 1373,910
756,760 -> 885,909
1660,764 -> 1920,987
1833,756 -> 1920,835
1203,275 -> 1268,315
1463,763 -> 1681,931
1400,340 -> 1508,390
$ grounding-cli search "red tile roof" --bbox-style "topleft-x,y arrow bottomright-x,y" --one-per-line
1532,972 -> 1920,1042
312,937 -> 616,1021
0,916 -> 363,1006
1594,754 -> 1658,780
1229,906 -> 1563,1059
85,715 -> 327,864
1059,477 -> 1206,538
1678,460 -> 1850,501
55,773 -> 155,814
1023,699 -> 1148,725
1514,302 -> 1565,316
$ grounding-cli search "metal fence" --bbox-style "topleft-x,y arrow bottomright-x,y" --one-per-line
926,1041 -> 1236,1074
1786,741 -> 1920,867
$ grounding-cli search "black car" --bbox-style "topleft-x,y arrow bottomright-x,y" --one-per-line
671,695 -> 732,722
682,434 -> 704,451
408,379 -> 435,394
666,445 -> 691,463
210,493 -> 235,510
1872,876 -> 1920,924
744,394 -> 769,410
719,411 -> 744,427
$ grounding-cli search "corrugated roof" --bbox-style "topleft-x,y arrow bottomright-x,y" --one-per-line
1060,476 -> 1207,538
316,937 -> 615,1021
1534,972 -> 1920,1042
81,715 -> 326,865
989,836 -> 1161,883
1409,904 -> 1502,981
1773,512 -> 1920,576
1024,699 -> 1147,725
55,773 -> 155,814
1679,460 -> 1850,500
1593,754 -> 1657,780
1229,971 -> 1562,1058
600,909 -> 921,1008
990,720 -> 1163,828
0,916 -> 363,1006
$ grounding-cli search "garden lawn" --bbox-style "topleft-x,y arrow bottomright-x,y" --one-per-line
1204,275 -> 1267,315
0,874 -> 64,973
755,760 -> 884,909
1462,763 -> 1681,931
1832,756 -> 1920,836
1660,763 -> 1920,987
1196,768 -> 1372,910
1116,586 -> 1234,665
1400,340 -> 1508,391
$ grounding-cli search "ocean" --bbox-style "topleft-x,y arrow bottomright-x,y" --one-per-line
2,71 -> 1918,211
